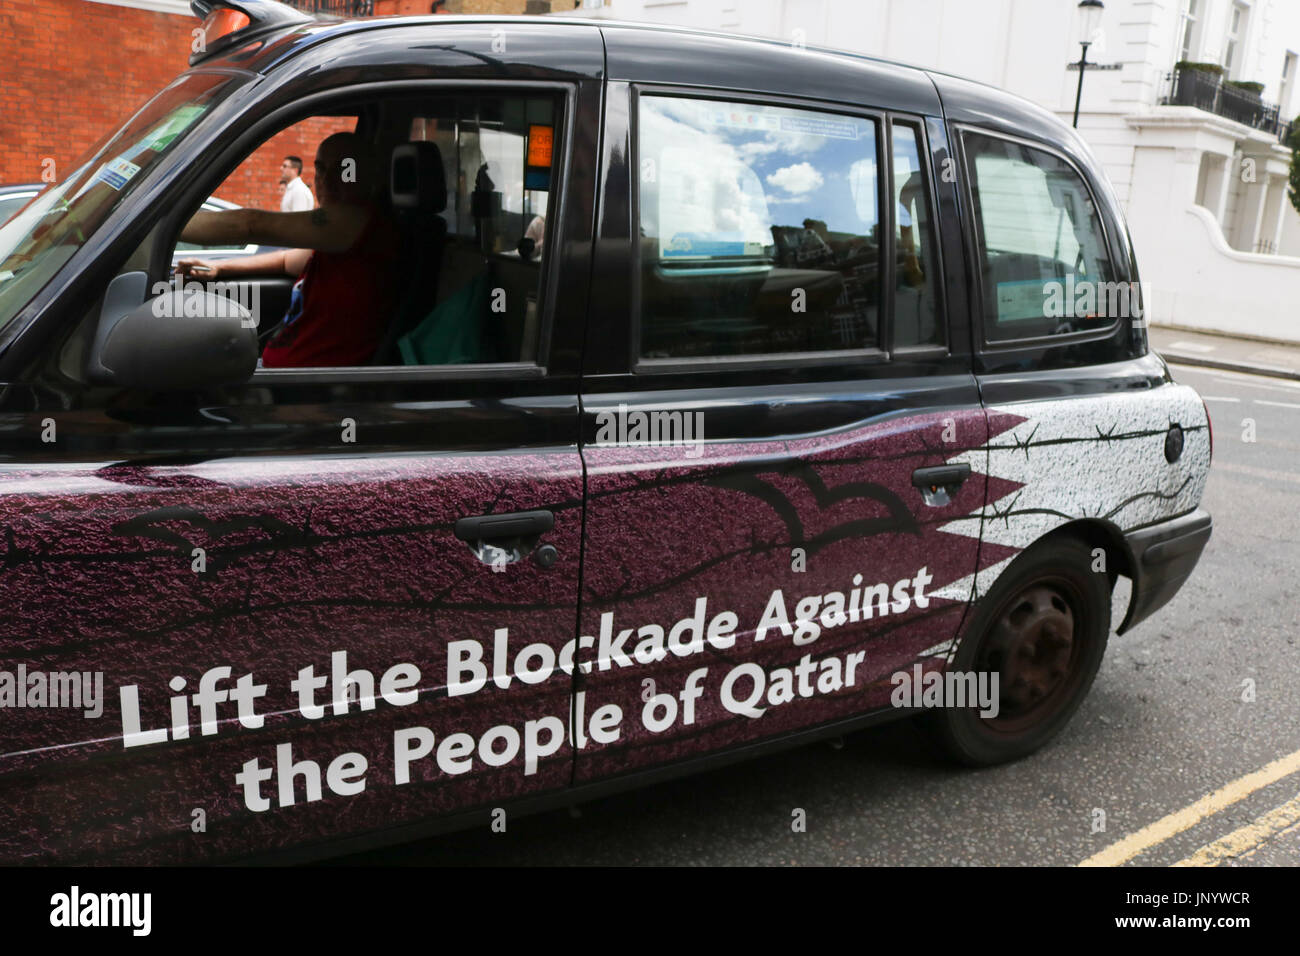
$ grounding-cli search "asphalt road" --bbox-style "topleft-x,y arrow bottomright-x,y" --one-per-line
336,361 -> 1300,866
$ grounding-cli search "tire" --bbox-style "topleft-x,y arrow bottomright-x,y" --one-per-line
923,535 -> 1111,766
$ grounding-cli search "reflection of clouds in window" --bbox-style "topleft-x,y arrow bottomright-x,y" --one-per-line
641,101 -> 772,247
849,157 -> 877,227
652,97 -> 839,162
642,96 -> 878,252
974,154 -> 1083,264
480,129 -> 525,213
892,131 -> 920,228
736,140 -> 782,162
660,146 -> 771,247
766,162 -> 823,197
733,130 -> 832,161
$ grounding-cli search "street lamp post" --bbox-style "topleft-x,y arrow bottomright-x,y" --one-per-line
1072,0 -> 1105,129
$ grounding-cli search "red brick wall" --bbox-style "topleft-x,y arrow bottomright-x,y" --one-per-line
0,0 -> 541,207
0,0 -> 330,210
375,0 -> 441,13
211,117 -> 355,210
0,0 -> 194,189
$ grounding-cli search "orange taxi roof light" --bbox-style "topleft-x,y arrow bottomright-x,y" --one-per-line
201,8 -> 251,46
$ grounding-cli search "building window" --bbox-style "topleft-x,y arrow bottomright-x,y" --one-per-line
1223,2 -> 1249,77
1281,51 -> 1297,116
1179,0 -> 1200,62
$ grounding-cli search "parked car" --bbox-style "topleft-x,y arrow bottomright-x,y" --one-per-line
0,0 -> 1211,864
0,184 -> 43,226
0,183 -> 279,265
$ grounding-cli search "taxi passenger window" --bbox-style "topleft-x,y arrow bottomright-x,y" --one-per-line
965,131 -> 1116,343
636,94 -> 883,359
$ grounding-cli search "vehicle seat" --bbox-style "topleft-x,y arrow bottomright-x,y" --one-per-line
370,141 -> 448,365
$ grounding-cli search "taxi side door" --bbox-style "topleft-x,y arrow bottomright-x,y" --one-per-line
569,32 -> 1001,785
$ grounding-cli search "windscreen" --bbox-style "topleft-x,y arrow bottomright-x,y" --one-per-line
0,72 -> 238,333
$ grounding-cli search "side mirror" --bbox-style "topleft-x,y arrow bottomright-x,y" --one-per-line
87,272 -> 259,389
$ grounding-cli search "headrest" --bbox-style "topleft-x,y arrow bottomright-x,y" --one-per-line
390,141 -> 447,214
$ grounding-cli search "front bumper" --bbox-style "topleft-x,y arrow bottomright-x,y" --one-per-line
1117,508 -> 1213,634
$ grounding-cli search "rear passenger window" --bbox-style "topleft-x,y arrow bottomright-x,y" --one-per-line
637,95 -> 883,359
965,131 -> 1116,343
890,122 -> 942,348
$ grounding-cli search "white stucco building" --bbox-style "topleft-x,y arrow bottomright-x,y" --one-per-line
573,0 -> 1300,342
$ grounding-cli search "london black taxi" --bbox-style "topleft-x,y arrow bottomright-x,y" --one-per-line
0,0 -> 1211,863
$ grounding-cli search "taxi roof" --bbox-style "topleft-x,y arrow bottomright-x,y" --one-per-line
195,4 -> 1082,154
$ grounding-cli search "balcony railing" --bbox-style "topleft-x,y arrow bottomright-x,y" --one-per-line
1164,64 -> 1293,143
281,1 -> 376,16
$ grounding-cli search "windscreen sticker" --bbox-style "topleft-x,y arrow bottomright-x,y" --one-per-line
139,104 -> 208,153
699,105 -> 779,133
115,105 -> 211,163
697,108 -> 862,141
779,114 -> 860,140
92,157 -> 141,192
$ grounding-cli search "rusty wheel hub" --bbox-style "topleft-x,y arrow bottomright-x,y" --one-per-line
981,584 -> 1075,717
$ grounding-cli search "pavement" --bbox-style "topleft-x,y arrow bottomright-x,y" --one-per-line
1150,325 -> 1300,381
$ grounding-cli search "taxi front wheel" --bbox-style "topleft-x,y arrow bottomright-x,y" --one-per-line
923,536 -> 1111,766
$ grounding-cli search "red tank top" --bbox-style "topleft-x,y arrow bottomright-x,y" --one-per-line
261,206 -> 400,368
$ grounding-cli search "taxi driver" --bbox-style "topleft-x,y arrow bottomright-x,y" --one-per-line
176,131 -> 399,367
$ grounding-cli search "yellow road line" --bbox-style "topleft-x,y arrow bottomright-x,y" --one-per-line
1173,792 -> 1300,867
1079,748 -> 1300,867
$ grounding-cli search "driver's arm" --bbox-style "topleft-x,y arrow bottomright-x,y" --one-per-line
176,247 -> 312,279
179,206 -> 368,255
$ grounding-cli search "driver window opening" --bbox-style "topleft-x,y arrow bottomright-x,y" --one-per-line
171,92 -> 560,370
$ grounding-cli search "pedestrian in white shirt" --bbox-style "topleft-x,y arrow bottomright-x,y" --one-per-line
279,155 -> 315,212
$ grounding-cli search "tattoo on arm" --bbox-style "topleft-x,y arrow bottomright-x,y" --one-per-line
311,208 -> 328,227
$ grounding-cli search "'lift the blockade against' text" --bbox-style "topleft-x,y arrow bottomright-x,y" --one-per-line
117,567 -> 937,747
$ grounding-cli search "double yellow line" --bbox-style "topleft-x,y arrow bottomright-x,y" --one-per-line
1079,748 -> 1300,867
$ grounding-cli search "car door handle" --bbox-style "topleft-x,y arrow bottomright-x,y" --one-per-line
911,464 -> 971,489
455,510 -> 558,569
911,464 -> 971,507
455,509 -> 554,542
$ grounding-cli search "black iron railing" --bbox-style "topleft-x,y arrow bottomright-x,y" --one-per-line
1165,64 -> 1293,142
281,1 -> 376,16
1217,79 -> 1266,127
